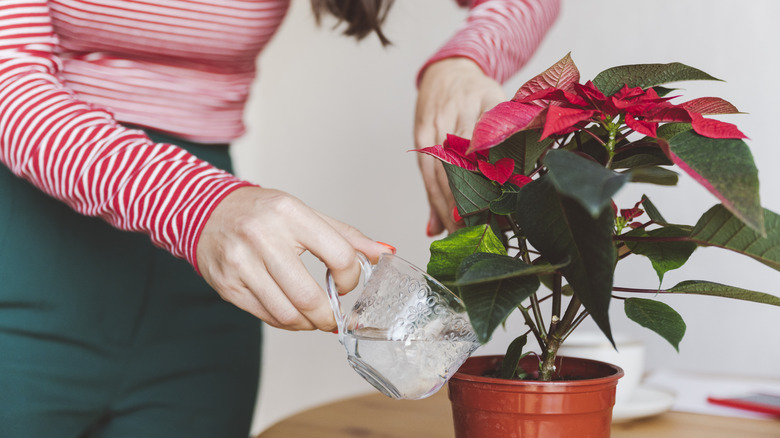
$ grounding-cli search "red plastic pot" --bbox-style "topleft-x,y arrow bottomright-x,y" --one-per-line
448,355 -> 624,438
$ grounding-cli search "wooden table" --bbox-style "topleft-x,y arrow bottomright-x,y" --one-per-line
257,390 -> 780,438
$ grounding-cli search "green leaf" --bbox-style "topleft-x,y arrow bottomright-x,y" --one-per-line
488,214 -> 507,247
453,253 -> 568,286
514,176 -> 617,344
612,146 -> 673,169
652,86 -> 678,97
656,122 -> 693,140
575,126 -> 613,164
689,205 -> 780,271
667,280 -> 780,307
624,298 -> 686,351
501,335 -> 529,379
462,210 -> 491,228
625,166 -> 679,186
640,194 -> 668,225
489,188 -> 520,216
427,225 -> 506,282
443,163 -> 502,219
624,227 -> 697,283
593,62 -> 721,96
665,130 -> 763,233
544,149 -> 630,218
456,260 -> 541,343
489,130 -> 553,176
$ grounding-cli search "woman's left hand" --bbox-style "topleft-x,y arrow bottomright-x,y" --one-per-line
414,57 -> 506,237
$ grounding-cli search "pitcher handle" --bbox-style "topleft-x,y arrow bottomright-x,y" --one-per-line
325,252 -> 373,340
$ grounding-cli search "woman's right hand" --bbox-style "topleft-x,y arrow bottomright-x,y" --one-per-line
196,186 -> 389,332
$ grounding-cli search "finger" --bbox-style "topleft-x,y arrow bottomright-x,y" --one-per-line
428,209 -> 444,237
481,87 -> 507,113
433,103 -> 459,146
202,257 -> 286,328
432,159 -> 457,232
414,90 -> 439,148
453,107 -> 481,140
225,284 -> 285,329
416,126 -> 449,237
414,114 -> 438,149
316,212 -> 390,264
418,154 -> 452,235
262,248 -> 337,331
239,256 -> 319,331
293,213 -> 363,297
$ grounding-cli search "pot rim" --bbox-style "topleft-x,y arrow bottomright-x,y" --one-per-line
451,354 -> 624,389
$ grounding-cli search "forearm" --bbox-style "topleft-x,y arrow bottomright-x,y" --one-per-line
0,1 -> 251,269
420,0 -> 561,84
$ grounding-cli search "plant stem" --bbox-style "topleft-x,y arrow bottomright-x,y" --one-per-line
538,296 -> 582,381
547,274 -> 562,337
552,274 -> 562,325
561,310 -> 590,342
538,335 -> 562,381
530,294 -> 547,339
579,126 -> 607,145
604,121 -> 619,168
613,286 -> 668,293
613,140 -> 660,153
518,305 -> 545,349
511,219 -> 529,262
558,296 -> 583,334
615,235 -> 690,243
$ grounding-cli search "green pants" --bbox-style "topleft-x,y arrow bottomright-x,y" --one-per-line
0,129 -> 262,437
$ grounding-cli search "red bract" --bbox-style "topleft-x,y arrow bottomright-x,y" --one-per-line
509,174 -> 533,187
611,86 -> 674,117
469,71 -> 747,155
625,114 -> 657,137
679,97 -> 740,115
412,134 -> 479,171
515,87 -> 588,107
620,200 -> 645,222
689,113 -> 747,139
513,52 -> 580,101
478,158 -> 515,184
468,101 -> 544,154
468,53 -> 581,153
541,106 -> 596,139
453,206 -> 462,223
574,81 -> 606,108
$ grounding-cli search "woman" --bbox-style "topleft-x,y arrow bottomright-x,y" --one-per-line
0,0 -> 559,436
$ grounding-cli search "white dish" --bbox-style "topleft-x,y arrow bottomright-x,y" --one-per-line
612,385 -> 676,423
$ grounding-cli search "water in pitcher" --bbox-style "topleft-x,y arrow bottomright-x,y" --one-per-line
342,327 -> 476,399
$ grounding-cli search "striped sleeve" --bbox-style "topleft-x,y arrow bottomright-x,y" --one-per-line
420,0 -> 561,84
0,1 -> 253,272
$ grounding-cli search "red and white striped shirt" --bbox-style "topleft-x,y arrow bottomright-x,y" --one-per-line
0,0 -> 560,271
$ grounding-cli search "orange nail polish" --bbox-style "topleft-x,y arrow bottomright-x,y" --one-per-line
377,241 -> 397,254
426,219 -> 435,237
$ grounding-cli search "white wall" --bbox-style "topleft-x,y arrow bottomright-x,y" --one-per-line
232,0 -> 780,433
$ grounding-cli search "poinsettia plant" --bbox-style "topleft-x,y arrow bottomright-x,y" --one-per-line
415,53 -> 780,381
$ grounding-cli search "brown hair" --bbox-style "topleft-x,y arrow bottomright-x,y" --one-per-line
311,0 -> 395,46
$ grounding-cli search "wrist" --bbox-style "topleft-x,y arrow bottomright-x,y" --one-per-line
192,182 -> 258,275
417,56 -> 487,88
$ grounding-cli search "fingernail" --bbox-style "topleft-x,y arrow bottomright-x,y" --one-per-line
331,329 -> 339,334
426,217 -> 435,237
377,241 -> 396,254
